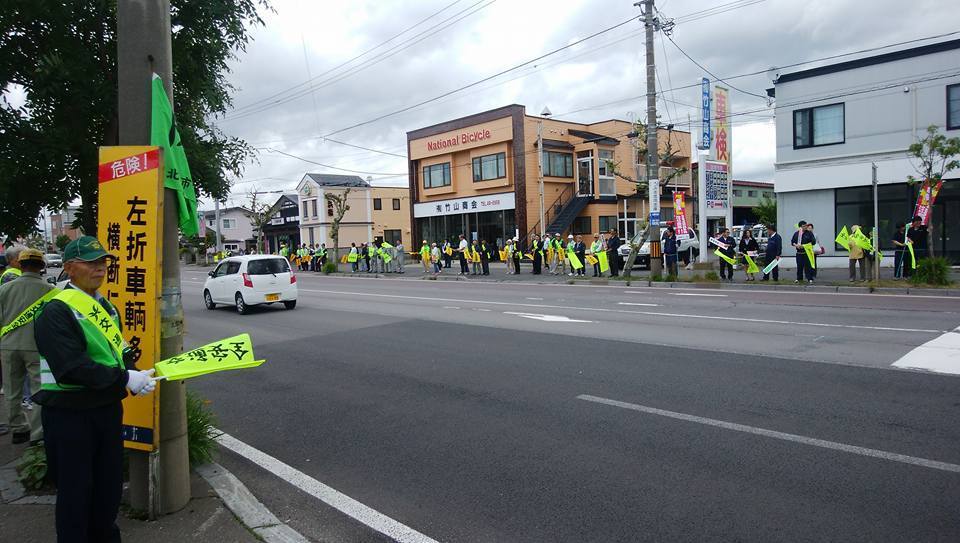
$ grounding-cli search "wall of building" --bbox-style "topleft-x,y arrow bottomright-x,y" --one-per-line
776,188 -> 849,266
370,186 -> 412,245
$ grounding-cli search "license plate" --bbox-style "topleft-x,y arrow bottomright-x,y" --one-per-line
265,293 -> 280,302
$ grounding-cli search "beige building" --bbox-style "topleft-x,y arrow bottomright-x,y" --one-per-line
295,174 -> 413,249
370,186 -> 412,246
406,104 -> 691,248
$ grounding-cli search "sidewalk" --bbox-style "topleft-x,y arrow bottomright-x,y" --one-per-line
0,399 -> 295,542
186,261 -> 960,295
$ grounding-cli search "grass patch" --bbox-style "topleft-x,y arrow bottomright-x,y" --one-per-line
187,390 -> 221,467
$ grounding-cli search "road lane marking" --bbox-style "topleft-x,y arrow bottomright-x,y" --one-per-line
892,326 -> 960,375
296,289 -> 946,334
670,293 -> 728,297
526,297 -> 544,300
504,312 -> 593,323
617,302 -> 660,307
576,395 -> 960,474
216,432 -> 441,543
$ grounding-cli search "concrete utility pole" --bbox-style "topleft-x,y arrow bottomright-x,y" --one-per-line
872,163 -> 880,283
117,0 -> 190,518
640,0 -> 662,276
537,107 -> 551,237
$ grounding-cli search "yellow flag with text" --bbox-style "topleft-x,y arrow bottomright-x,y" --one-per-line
155,333 -> 263,381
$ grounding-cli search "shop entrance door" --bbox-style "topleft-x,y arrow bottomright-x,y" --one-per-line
577,154 -> 594,196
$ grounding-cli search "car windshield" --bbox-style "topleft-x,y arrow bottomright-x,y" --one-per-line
246,258 -> 290,275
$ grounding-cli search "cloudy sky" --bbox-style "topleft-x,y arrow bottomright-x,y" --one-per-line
210,0 -> 956,208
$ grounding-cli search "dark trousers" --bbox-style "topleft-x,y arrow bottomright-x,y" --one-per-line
763,257 -> 780,281
43,403 -> 123,543
513,254 -> 521,273
607,250 -> 619,276
796,254 -> 814,281
719,260 -> 734,279
533,253 -> 542,274
459,253 -> 469,273
893,250 -> 904,278
576,252 -> 586,275
481,258 -> 489,275
444,255 -> 452,268
665,254 -> 678,276
593,262 -> 600,276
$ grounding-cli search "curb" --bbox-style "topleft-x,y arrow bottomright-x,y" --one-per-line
196,463 -> 309,543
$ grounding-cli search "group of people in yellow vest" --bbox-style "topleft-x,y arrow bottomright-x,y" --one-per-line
341,240 -> 406,274
279,242 -> 331,272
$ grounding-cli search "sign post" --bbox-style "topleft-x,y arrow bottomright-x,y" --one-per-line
98,146 -> 164,452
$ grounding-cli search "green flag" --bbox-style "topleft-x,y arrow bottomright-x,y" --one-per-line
151,73 -> 199,236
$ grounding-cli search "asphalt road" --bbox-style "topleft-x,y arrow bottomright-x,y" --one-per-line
180,269 -> 960,542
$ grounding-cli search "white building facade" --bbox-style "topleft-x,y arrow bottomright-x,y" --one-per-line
771,38 -> 960,266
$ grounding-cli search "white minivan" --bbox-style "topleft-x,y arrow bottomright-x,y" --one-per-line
203,255 -> 297,314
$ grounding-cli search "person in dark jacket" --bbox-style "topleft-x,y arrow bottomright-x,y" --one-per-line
531,235 -> 543,274
574,235 -> 587,277
739,229 -> 760,281
34,236 -> 158,543
512,238 -> 522,274
791,220 -> 816,283
606,230 -> 621,277
763,224 -> 782,281
717,228 -> 737,281
905,215 -> 927,278
891,222 -> 907,280
663,227 -> 678,277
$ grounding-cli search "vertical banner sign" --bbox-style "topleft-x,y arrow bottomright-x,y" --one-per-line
649,178 -> 660,226
98,146 -> 163,452
673,192 -> 690,240
713,86 -> 730,167
912,179 -> 943,226
704,161 -> 729,210
700,78 -> 711,149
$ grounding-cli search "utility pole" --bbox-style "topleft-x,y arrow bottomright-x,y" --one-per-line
640,0 -> 662,276
117,0 -> 190,517
537,106 -> 551,237
872,163 -> 880,283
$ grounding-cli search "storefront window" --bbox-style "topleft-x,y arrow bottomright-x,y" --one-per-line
598,215 -> 617,233
834,184 -> 910,252
472,152 -> 506,182
544,151 -> 573,177
423,163 -> 451,189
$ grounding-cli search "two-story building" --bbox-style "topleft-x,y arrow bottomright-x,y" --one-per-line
261,193 -> 301,253
771,38 -> 960,265
732,180 -> 775,225
202,206 -> 256,253
406,104 -> 691,249
296,173 -> 373,248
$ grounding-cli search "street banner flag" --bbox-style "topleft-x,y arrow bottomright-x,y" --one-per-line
714,249 -> 736,265
524,253 -> 533,260
762,257 -> 781,275
913,179 -> 943,226
802,243 -> 817,269
499,250 -> 507,261
155,333 -> 264,381
586,255 -> 599,266
852,228 -> 873,251
597,250 -> 610,273
743,254 -> 760,274
151,74 -> 199,236
835,226 -> 850,248
567,250 -> 583,270
907,242 -> 917,269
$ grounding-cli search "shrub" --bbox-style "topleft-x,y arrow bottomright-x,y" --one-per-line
911,257 -> 951,286
17,444 -> 48,490
704,271 -> 720,281
322,262 -> 337,274
186,390 -> 221,467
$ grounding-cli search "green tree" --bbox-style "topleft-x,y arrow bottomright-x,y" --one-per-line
325,188 -> 352,270
753,196 -> 777,227
55,234 -> 70,251
0,0 -> 269,237
907,125 -> 960,258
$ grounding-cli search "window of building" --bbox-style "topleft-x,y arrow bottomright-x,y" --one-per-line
392,198 -> 401,210
222,218 -> 236,229
572,216 -> 591,235
472,152 -> 506,182
733,189 -> 743,197
207,219 -> 215,227
597,149 -> 616,196
748,190 -> 757,197
423,163 -> 451,189
384,229 -> 402,245
543,151 -> 573,177
793,103 -> 844,148
373,198 -> 382,210
310,199 -> 317,218
948,84 -> 960,130
302,201 -> 309,218
763,191 -> 774,199
835,184 -> 911,252
598,216 -> 618,233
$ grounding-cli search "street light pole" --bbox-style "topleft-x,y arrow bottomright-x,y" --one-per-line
537,107 -> 551,237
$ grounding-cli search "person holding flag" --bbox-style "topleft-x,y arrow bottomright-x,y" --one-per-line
589,234 -> 603,277
739,229 -> 760,281
762,224 -> 782,282
716,228 -> 737,282
420,241 -> 431,274
791,221 -> 815,284
891,223 -> 907,280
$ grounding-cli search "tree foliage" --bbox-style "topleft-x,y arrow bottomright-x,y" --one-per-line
906,125 -> 960,257
55,234 -> 71,251
247,190 -> 272,254
0,0 -> 270,238
753,196 -> 777,227
325,188 -> 351,270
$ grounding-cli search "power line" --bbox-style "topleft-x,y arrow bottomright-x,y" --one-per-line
664,33 -> 769,100
256,147 -> 408,176
221,0 -> 496,122
671,0 -> 766,25
320,14 -> 642,138
224,0 -> 471,117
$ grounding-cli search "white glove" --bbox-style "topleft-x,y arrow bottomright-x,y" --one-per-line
127,369 -> 157,395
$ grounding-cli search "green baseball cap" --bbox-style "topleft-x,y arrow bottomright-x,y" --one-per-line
63,235 -> 115,262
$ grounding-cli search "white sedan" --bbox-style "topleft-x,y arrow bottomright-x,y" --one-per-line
203,255 -> 297,314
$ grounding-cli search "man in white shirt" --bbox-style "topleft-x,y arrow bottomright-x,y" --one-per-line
457,235 -> 469,275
